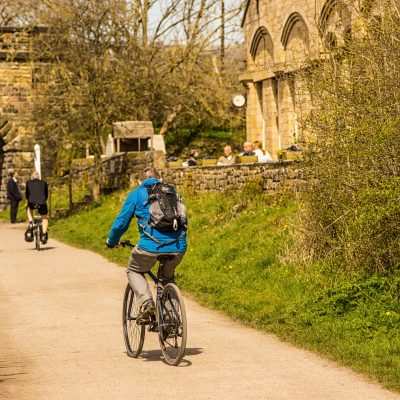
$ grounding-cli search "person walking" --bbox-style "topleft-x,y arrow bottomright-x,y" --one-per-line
106,167 -> 187,321
6,169 -> 22,224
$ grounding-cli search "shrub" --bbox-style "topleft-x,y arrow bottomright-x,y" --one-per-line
296,1 -> 400,273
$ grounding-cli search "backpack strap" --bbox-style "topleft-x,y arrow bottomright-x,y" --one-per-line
143,183 -> 159,206
138,221 -> 186,249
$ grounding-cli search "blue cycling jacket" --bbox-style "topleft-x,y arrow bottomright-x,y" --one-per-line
107,178 -> 187,253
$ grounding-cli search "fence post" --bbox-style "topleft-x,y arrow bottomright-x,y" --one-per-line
91,155 -> 101,202
68,173 -> 73,211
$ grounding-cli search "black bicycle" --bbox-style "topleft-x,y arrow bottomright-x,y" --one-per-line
120,240 -> 187,366
32,215 -> 43,251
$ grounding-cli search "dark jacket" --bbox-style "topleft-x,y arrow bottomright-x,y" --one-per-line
25,179 -> 48,204
7,178 -> 22,201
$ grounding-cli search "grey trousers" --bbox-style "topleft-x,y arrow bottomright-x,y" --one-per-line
127,246 -> 185,305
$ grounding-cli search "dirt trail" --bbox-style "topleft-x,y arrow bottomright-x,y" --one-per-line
0,222 -> 399,400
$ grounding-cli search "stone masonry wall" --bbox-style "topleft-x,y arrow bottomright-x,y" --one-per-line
69,153 -> 305,199
0,27 -> 47,210
69,152 -> 154,197
159,161 -> 305,195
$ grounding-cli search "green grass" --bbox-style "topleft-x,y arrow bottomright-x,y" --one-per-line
0,182 -> 91,223
47,188 -> 400,392
0,201 -> 28,222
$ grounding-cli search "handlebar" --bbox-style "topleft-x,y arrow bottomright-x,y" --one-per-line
119,239 -> 135,249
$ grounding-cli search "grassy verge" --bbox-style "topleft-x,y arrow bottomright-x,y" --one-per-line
0,182 -> 91,223
49,188 -> 400,392
0,200 -> 28,222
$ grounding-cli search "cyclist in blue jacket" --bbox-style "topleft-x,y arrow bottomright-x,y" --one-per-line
106,167 -> 187,321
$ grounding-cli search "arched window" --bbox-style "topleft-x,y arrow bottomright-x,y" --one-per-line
250,26 -> 274,70
319,0 -> 351,48
281,12 -> 310,63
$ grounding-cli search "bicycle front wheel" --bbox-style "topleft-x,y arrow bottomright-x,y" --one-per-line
122,283 -> 145,358
157,283 -> 187,366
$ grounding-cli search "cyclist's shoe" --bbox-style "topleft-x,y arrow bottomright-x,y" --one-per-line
137,299 -> 156,322
41,232 -> 48,244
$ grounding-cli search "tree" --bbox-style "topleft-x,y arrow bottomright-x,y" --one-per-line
296,0 -> 400,273
30,0 -> 244,160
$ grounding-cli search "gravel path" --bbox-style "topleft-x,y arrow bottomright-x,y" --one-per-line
0,222 -> 399,400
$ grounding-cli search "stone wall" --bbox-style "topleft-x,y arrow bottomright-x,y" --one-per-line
159,161 -> 305,195
0,27 -> 47,210
69,152 -> 154,198
68,153 -> 305,200
98,152 -> 154,191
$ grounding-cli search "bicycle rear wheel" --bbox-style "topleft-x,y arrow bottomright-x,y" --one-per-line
34,226 -> 40,251
157,283 -> 187,366
122,283 -> 145,358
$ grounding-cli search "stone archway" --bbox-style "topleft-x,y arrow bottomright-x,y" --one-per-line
282,12 -> 310,66
320,0 -> 352,48
249,26 -> 274,71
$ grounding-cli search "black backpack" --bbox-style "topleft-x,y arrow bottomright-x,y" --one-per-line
144,182 -> 187,232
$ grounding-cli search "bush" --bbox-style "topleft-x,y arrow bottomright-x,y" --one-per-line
296,1 -> 400,273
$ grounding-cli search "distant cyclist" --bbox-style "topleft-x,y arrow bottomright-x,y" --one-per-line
106,167 -> 187,321
26,171 -> 49,244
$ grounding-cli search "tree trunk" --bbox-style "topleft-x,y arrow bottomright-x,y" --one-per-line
220,0 -> 225,74
159,105 -> 183,136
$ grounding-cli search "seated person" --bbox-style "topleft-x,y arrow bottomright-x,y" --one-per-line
217,145 -> 235,166
253,141 -> 273,163
286,144 -> 301,151
188,149 -> 200,166
26,171 -> 49,244
239,141 -> 255,156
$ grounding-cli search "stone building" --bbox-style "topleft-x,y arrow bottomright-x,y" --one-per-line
0,27 -> 46,210
240,0 -> 358,158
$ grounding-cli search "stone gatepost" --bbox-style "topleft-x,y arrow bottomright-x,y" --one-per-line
0,27 -> 46,210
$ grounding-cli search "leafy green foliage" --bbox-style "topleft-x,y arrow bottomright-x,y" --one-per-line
165,126 -> 246,157
297,3 -> 400,272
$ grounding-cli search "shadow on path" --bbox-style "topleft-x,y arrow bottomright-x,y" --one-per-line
27,246 -> 56,251
130,347 -> 203,367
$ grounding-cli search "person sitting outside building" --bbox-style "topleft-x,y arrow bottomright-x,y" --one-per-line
217,145 -> 235,166
26,171 -> 49,244
6,169 -> 22,224
286,144 -> 301,151
253,141 -> 273,163
239,141 -> 255,156
188,148 -> 200,166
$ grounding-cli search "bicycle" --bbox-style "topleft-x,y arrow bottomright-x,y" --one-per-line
119,240 -> 187,366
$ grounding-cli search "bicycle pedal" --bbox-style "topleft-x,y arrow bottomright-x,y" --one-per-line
148,324 -> 157,332
136,318 -> 151,326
